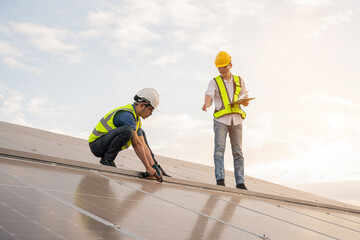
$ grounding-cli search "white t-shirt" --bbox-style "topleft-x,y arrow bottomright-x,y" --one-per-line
205,74 -> 247,126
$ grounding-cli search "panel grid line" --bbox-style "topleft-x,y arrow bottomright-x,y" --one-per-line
0,169 -> 143,240
185,187 -> 342,239
93,171 -> 270,240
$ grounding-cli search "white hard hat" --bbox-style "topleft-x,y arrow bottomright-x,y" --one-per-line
135,88 -> 160,109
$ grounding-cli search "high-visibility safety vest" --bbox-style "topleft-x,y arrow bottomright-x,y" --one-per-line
213,75 -> 246,119
88,104 -> 141,150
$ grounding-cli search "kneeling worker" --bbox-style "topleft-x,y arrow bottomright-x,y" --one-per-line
88,88 -> 167,181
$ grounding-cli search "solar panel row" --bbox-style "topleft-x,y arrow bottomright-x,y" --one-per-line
1,157 -> 359,239
1,121 -> 360,239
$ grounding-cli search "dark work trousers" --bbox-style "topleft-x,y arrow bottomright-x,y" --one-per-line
89,125 -> 133,163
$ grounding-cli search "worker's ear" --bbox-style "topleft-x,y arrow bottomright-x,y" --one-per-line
140,102 -> 147,110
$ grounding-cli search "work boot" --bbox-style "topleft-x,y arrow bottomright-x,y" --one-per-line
236,183 -> 248,190
100,158 -> 117,167
216,179 -> 225,186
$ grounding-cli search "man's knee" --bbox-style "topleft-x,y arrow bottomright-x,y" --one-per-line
215,145 -> 226,154
89,141 -> 103,157
122,125 -> 134,139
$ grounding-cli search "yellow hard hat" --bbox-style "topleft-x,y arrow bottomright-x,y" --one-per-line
215,51 -> 231,68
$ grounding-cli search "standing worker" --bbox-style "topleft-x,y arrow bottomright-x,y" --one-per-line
89,88 -> 169,182
202,51 -> 251,190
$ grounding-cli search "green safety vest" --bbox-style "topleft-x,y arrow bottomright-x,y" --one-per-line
88,104 -> 141,149
213,75 -> 246,119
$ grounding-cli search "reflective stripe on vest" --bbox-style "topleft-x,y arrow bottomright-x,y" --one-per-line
88,104 -> 141,150
213,75 -> 246,119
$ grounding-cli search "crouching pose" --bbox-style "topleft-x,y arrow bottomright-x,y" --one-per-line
89,88 -> 169,181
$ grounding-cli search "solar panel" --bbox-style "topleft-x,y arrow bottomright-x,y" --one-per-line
1,157 -> 360,239
1,121 -> 360,239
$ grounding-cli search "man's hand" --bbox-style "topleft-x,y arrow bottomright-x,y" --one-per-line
240,91 -> 250,107
152,164 -> 163,182
241,97 -> 250,107
146,166 -> 157,176
146,166 -> 163,182
202,103 -> 209,111
202,95 -> 212,111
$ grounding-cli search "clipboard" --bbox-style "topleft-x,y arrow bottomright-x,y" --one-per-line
229,97 -> 255,106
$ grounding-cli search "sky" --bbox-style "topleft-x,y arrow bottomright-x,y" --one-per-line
1,0 -> 359,206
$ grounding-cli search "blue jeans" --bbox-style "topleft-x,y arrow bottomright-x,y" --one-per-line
213,119 -> 245,184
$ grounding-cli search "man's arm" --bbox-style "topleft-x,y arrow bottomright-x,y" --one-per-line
138,135 -> 163,178
203,79 -> 215,111
138,135 -> 156,166
131,130 -> 158,177
202,95 -> 212,111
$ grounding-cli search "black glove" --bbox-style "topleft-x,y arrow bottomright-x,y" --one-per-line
141,172 -> 150,178
141,165 -> 163,182
152,164 -> 163,182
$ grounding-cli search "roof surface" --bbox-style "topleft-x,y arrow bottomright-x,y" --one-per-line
0,121 -> 359,239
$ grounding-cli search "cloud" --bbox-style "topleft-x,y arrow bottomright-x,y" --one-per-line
300,94 -> 355,108
247,141 -> 359,186
0,40 -> 22,57
321,10 -> 353,26
67,52 -> 87,63
86,1 -> 163,54
11,22 -> 77,52
26,96 -> 58,117
166,1 -> 265,54
0,24 -> 11,35
317,10 -> 354,37
0,85 -> 79,134
152,52 -> 184,67
0,84 -> 98,142
246,110 -> 359,187
241,92 -> 359,187
10,22 -> 85,63
286,0 -> 334,7
76,29 -> 100,39
190,36 -> 232,54
85,0 -> 266,56
0,84 -> 31,126
300,94 -> 359,131
305,11 -> 352,41
245,114 -> 283,149
2,57 -> 41,75
0,40 -> 41,75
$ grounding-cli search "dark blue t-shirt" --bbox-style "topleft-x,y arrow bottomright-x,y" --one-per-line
113,105 -> 143,136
